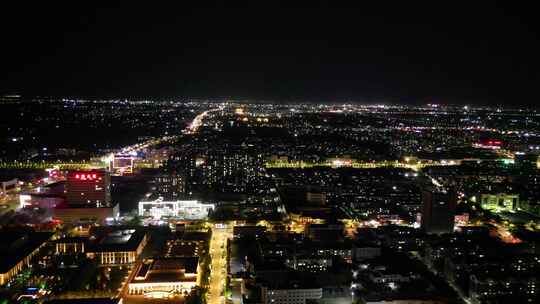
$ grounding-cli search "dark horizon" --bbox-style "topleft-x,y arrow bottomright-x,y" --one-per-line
1,2 -> 539,106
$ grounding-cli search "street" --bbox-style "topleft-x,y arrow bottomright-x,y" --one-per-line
207,224 -> 232,304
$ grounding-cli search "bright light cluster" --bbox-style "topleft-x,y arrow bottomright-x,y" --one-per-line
74,173 -> 98,180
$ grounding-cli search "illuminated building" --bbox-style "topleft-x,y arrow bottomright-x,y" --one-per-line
0,178 -> 18,195
262,282 -> 322,304
421,187 -> 456,234
470,274 -> 538,304
56,169 -> 117,223
138,198 -> 214,219
66,169 -> 111,207
454,213 -> 470,227
112,154 -> 134,175
285,256 -> 333,272
0,231 -> 54,285
55,237 -> 86,254
474,138 -> 503,149
165,240 -> 200,257
46,168 -> 62,180
151,173 -> 186,200
480,193 -> 519,211
86,228 -> 148,265
185,148 -> 264,192
19,181 -> 66,209
128,257 -> 199,296
264,288 -> 323,304
53,203 -> 119,224
165,231 -> 210,258
305,192 -> 326,205
20,193 -> 64,209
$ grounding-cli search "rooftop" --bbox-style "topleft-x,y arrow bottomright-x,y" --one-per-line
257,270 -> 320,290
132,257 -> 199,284
87,227 -> 146,252
0,229 -> 53,273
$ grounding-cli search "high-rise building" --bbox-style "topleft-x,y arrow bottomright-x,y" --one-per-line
65,169 -> 111,207
421,186 -> 456,234
152,173 -> 186,200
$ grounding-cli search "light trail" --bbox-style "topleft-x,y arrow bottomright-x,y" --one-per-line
490,221 -> 522,244
186,107 -> 222,134
187,110 -> 210,133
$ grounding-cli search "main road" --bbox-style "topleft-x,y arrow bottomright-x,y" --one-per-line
208,224 -> 232,304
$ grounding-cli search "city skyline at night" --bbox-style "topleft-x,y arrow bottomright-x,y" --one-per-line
1,2 -> 540,304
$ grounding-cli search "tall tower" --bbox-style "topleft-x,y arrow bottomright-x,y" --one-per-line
421,186 -> 456,234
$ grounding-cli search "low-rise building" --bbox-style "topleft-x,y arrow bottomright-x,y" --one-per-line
55,236 -> 87,254
479,193 -> 519,211
20,192 -> 65,209
263,285 -> 322,304
0,230 -> 53,285
353,244 -> 382,262
138,198 -> 214,219
86,227 -> 148,265
305,223 -> 345,242
233,225 -> 267,239
0,178 -> 18,195
128,257 -> 199,296
53,203 -> 120,224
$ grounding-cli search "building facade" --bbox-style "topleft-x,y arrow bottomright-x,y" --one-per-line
480,193 -> 519,211
421,187 -> 456,234
264,287 -> 323,304
138,198 -> 214,219
65,169 -> 111,207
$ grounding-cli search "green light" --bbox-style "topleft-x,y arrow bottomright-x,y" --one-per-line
501,158 -> 514,165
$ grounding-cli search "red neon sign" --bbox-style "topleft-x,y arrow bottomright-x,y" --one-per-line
74,173 -> 99,180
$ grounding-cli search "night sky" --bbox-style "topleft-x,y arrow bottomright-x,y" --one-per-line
1,2 -> 538,105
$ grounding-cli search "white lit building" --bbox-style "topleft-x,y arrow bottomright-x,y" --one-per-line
128,257 -> 199,296
138,198 -> 214,219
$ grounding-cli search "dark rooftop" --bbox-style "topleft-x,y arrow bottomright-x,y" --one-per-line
257,270 -> 320,289
0,230 -> 53,273
132,257 -> 199,284
87,226 -> 146,252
